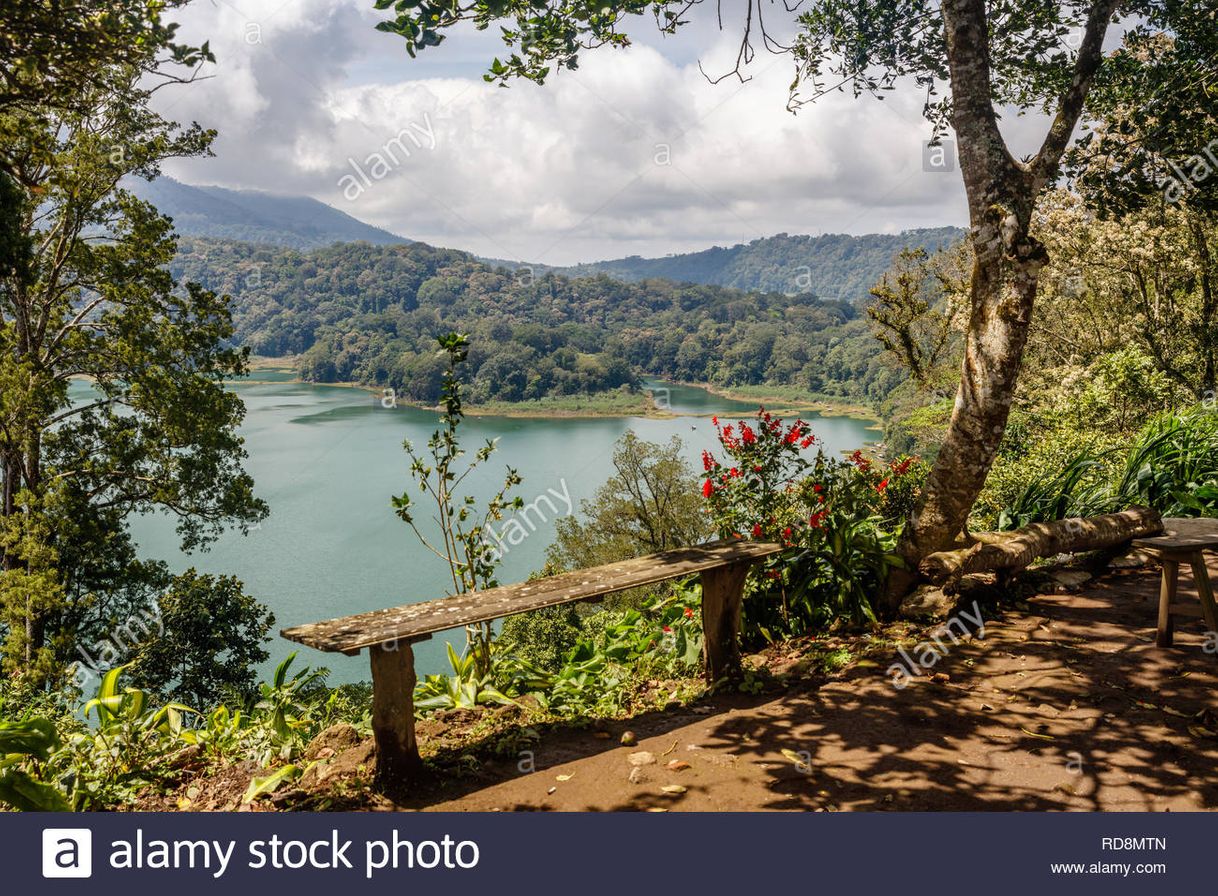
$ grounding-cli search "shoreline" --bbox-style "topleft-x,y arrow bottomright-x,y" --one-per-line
242,357 -> 879,424
667,380 -> 882,426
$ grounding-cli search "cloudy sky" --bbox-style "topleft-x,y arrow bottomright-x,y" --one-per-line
152,0 -> 1017,265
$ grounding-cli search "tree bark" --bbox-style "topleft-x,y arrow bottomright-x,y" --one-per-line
918,507 -> 1163,588
882,0 -> 1120,611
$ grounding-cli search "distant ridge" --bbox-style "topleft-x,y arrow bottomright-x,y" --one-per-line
125,176 -> 409,250
487,227 -> 965,304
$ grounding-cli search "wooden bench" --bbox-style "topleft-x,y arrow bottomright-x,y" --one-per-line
281,539 -> 783,789
1132,522 -> 1218,647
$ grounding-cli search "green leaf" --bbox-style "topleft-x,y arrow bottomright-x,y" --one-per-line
0,770 -> 71,812
242,764 -> 302,803
0,719 -> 60,760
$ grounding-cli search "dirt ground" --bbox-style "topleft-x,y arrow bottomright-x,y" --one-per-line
151,556 -> 1218,813
410,559 -> 1218,812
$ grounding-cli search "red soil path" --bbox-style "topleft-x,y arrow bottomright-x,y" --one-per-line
417,561 -> 1218,812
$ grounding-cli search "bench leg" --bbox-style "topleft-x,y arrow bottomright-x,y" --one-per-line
701,560 -> 750,681
1157,559 -> 1178,647
370,640 -> 422,791
1188,555 -> 1218,637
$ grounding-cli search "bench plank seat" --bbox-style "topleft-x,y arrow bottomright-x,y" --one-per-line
1132,533 -> 1218,554
282,539 -> 784,654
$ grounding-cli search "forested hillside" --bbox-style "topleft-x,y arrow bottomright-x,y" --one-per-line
536,228 -> 963,302
172,238 -> 904,406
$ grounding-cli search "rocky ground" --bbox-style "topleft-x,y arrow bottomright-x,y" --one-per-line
141,554 -> 1218,813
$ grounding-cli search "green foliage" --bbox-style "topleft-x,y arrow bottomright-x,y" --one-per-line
700,408 -> 916,640
555,229 -> 964,301
414,642 -> 516,712
865,245 -> 962,387
0,656 -> 374,811
1071,4 -> 1218,219
498,605 -> 582,674
51,666 -> 196,810
180,655 -> 370,767
546,432 -> 711,593
171,238 -> 906,408
991,406 -> 1218,529
510,585 -> 706,717
0,0 -> 212,120
129,570 -> 274,709
0,718 -> 69,811
242,764 -> 303,804
0,15 -> 266,685
423,583 -> 705,720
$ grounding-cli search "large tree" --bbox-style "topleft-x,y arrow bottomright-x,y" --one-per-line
373,0 -> 1193,606
0,4 -> 266,684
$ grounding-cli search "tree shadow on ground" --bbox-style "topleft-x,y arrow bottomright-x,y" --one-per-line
386,563 -> 1218,812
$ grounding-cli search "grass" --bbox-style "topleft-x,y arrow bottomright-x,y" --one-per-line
464,390 -> 664,418
695,382 -> 881,424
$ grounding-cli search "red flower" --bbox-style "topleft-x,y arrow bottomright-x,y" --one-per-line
809,510 -> 827,528
702,450 -> 714,472
876,478 -> 890,492
813,483 -> 823,493
662,625 -> 672,634
702,479 -> 714,498
891,457 -> 915,476
849,449 -> 873,472
741,423 -> 757,445
711,415 -> 719,426
752,523 -> 763,538
729,467 -> 741,478
753,464 -> 763,473
800,436 -> 816,449
684,606 -> 695,619
782,526 -> 792,540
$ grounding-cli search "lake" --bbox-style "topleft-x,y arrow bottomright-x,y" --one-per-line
127,378 -> 879,683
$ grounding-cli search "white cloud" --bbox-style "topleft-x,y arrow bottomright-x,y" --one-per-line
157,0 -> 970,263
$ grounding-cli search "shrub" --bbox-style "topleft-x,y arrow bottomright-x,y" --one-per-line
498,605 -> 583,674
991,405 -> 1218,528
699,409 -> 917,641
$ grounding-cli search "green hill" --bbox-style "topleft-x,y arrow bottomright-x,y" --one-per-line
172,238 -> 902,408
528,228 -> 964,303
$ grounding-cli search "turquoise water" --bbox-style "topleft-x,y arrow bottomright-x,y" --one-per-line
121,379 -> 878,683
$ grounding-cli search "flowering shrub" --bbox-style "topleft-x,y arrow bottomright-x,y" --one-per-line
700,410 -> 818,543
701,408 -> 924,640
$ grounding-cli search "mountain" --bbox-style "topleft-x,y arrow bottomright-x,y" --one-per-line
135,177 -> 957,303
125,177 -> 409,249
522,228 -> 965,304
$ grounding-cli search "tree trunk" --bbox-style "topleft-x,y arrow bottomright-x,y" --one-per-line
919,507 -> 1163,588
879,0 -> 1116,613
